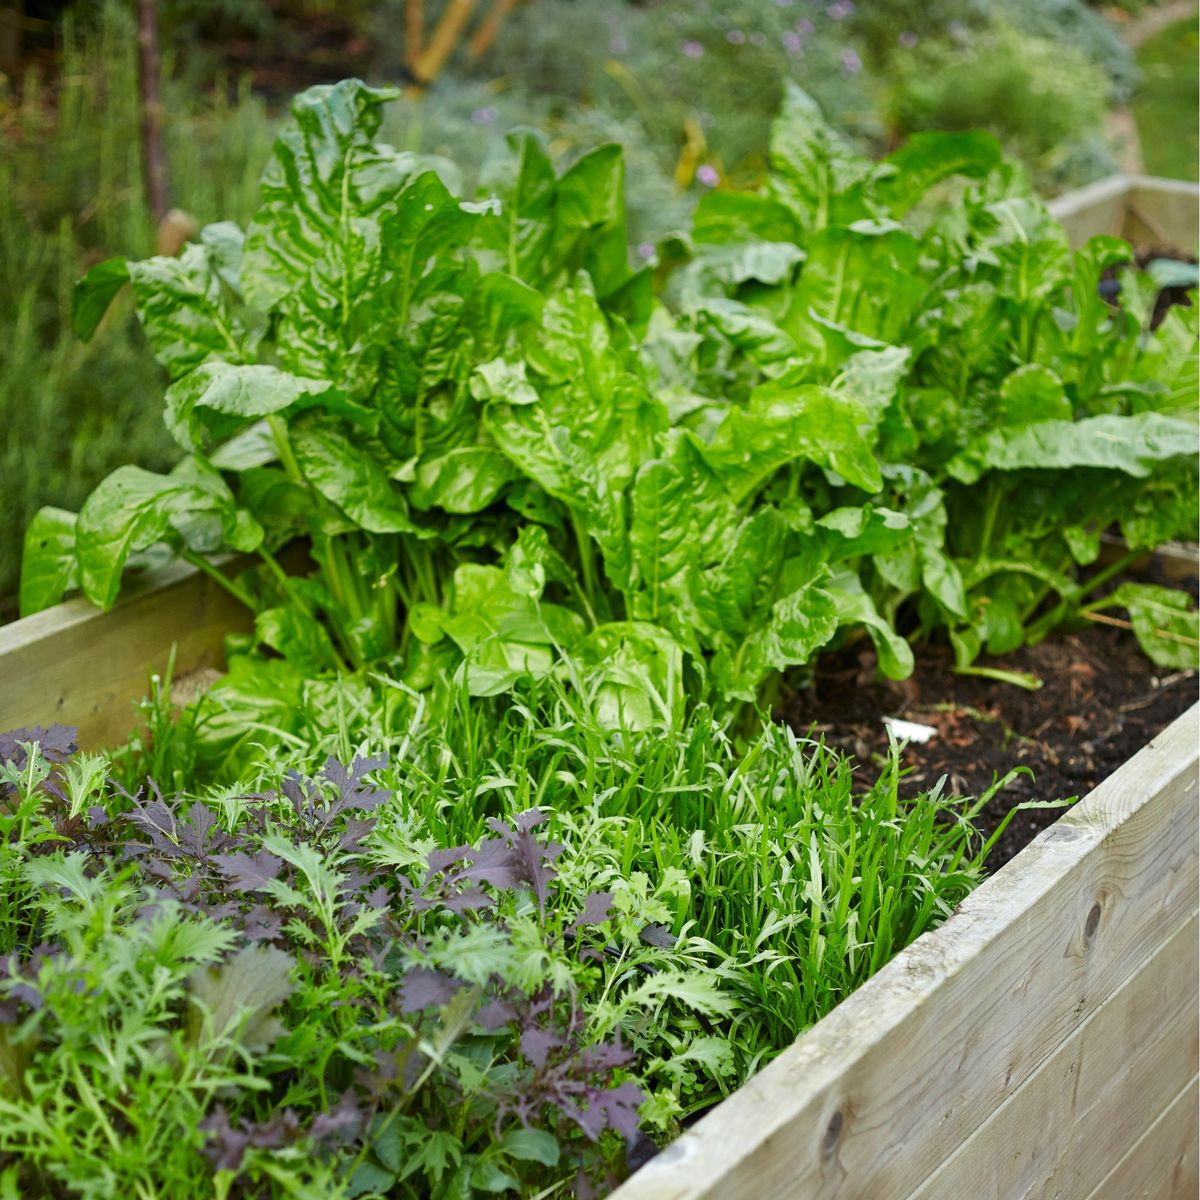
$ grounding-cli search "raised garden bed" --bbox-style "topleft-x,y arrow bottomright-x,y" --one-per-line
1,545 -> 1195,1199
2,108 -> 1197,1197
612,700 -> 1198,1200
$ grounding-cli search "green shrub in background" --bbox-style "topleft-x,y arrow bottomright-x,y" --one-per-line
0,1 -> 276,607
849,0 -> 1137,100
885,21 -> 1117,191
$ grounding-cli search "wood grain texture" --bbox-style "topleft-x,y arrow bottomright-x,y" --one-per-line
910,913 -> 1199,1200
0,560 -> 252,748
1083,1078 -> 1200,1200
1046,173 -> 1199,250
613,705 -> 1199,1200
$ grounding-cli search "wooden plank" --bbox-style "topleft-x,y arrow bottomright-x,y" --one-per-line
910,912 -> 1199,1200
1047,173 -> 1131,247
1045,173 -> 1200,251
1084,1077 -> 1200,1200
0,561 -> 251,749
1127,175 -> 1200,251
613,705 -> 1200,1200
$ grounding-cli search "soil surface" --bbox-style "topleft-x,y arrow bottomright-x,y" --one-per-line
782,618 -> 1198,868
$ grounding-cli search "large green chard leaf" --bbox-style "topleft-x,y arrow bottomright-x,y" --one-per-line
410,447 -> 519,514
702,378 -> 883,498
710,569 -> 839,703
72,257 -> 130,340
422,564 -> 586,696
768,82 -> 871,231
164,363 -> 338,453
578,621 -> 686,730
125,245 -> 249,379
291,426 -> 429,536
947,412 -> 1197,484
241,80 -> 411,312
76,462 -> 262,609
827,568 -> 914,680
19,508 -> 79,616
872,131 -> 1001,216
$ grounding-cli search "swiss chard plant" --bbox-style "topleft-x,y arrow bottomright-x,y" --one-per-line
658,84 -> 1199,684
21,79 -> 1197,733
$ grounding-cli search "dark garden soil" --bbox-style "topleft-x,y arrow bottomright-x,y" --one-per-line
782,612 -> 1198,868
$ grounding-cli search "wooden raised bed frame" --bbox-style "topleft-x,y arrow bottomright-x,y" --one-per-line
0,173 -> 1196,1198
1,558 -> 1195,1200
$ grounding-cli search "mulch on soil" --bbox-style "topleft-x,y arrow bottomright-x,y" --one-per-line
781,621 -> 1198,867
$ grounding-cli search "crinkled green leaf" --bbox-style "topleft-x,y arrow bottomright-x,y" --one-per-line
76,463 -> 261,609
947,413 -> 1197,484
165,363 -> 334,452
291,426 -> 425,535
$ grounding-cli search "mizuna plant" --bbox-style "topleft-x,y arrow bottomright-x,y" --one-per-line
21,80 -> 1198,737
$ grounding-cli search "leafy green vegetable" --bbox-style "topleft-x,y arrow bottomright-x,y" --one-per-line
24,77 -> 1198,727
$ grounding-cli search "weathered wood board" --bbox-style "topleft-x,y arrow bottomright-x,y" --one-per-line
1047,173 -> 1199,250
0,560 -> 251,747
612,704 -> 1200,1200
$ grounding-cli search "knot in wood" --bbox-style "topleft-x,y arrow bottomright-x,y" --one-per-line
821,1109 -> 845,1157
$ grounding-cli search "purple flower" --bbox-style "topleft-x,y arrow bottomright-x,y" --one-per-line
636,241 -> 656,260
610,34 -> 628,54
681,39 -> 704,58
782,30 -> 803,54
898,30 -> 919,49
695,164 -> 719,188
727,29 -> 746,44
796,17 -> 814,34
470,106 -> 498,125
840,47 -> 862,74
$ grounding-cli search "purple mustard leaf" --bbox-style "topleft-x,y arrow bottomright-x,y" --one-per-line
362,884 -> 390,912
339,817 -> 377,852
512,809 -> 547,833
176,801 -> 225,859
639,924 -> 676,949
242,905 -> 286,942
0,724 -> 78,767
476,999 -> 516,1031
310,1090 -> 364,1145
126,787 -> 180,852
520,1023 -> 561,1069
425,843 -> 474,880
199,1106 -> 251,1172
178,801 -> 221,858
212,850 -> 284,893
397,967 -> 460,1014
322,754 -> 389,819
443,836 -> 526,892
588,1080 -> 646,1144
86,806 -> 109,830
568,892 -> 614,935
442,887 -> 494,914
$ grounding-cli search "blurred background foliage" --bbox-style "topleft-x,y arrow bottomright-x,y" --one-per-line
0,0 -> 1195,606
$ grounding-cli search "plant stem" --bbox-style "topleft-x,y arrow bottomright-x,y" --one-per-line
180,550 -> 255,611
1026,549 -> 1141,644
